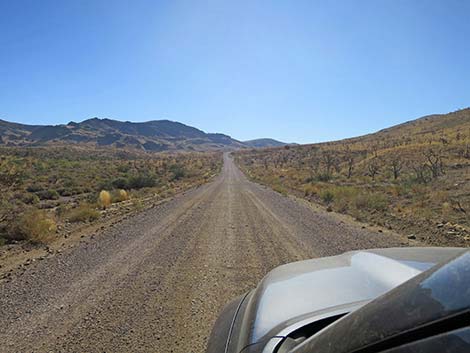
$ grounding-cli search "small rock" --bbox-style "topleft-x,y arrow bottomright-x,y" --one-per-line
407,234 -> 416,240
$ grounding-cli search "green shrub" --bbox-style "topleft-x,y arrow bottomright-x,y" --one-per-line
354,193 -> 388,211
26,184 -> 43,192
111,177 -> 129,189
316,173 -> 331,182
111,174 -> 156,190
18,192 -> 40,205
57,187 -> 83,196
326,186 -> 360,213
66,204 -> 100,223
169,164 -> 186,180
128,174 -> 156,189
320,190 -> 334,204
35,189 -> 60,200
304,176 -> 315,183
368,194 -> 389,211
272,184 -> 287,195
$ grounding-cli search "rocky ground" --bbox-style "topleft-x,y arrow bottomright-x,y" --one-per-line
0,154 -> 415,353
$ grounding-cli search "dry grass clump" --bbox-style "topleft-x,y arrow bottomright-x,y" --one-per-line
112,189 -> 129,203
11,209 -> 57,244
99,190 -> 112,209
66,204 -> 100,223
314,185 -> 388,213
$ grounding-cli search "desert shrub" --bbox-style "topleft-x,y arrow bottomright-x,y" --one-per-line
367,193 -> 389,211
303,183 -> 319,196
99,190 -> 112,209
111,177 -> 129,189
112,189 -> 129,203
17,192 -> 40,205
304,176 -> 315,183
57,187 -> 84,196
111,174 -> 156,190
117,164 -> 131,173
316,173 -> 331,182
57,188 -> 72,196
119,189 -> 129,200
169,164 -> 186,180
26,184 -> 43,192
332,186 -> 360,200
354,193 -> 388,211
327,186 -> 359,212
10,209 -> 57,243
128,174 -> 156,189
66,204 -> 100,223
35,189 -> 60,200
441,202 -> 452,219
320,190 -> 334,204
334,197 -> 349,213
55,204 -> 68,218
272,184 -> 287,195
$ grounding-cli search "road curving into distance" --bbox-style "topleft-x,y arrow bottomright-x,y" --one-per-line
0,153 -> 408,353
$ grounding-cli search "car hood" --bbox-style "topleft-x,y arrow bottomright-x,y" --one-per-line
242,247 -> 464,346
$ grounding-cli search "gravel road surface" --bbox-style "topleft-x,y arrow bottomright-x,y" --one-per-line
0,154 -> 408,353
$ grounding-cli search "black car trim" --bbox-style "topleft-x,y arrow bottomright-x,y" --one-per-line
351,309 -> 470,353
225,291 -> 251,353
239,336 -> 285,353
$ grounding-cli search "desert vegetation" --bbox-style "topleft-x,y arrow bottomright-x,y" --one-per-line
0,146 -> 221,245
235,108 -> 470,246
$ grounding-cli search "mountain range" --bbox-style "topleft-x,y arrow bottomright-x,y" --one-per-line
0,118 -> 287,151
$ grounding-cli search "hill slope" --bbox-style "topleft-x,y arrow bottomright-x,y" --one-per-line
235,108 -> 470,247
243,138 -> 288,148
0,118 -> 246,151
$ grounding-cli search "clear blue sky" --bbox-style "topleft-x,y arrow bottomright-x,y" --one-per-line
1,0 -> 470,143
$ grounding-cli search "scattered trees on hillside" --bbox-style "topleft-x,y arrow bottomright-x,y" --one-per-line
343,145 -> 355,179
321,151 -> 336,177
412,163 -> 431,184
390,157 -> 403,180
409,149 -> 445,183
367,157 -> 380,180
423,149 -> 445,179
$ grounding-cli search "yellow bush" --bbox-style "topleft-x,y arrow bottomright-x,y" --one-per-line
14,210 -> 57,243
442,202 -> 452,218
99,190 -> 112,209
112,189 -> 129,203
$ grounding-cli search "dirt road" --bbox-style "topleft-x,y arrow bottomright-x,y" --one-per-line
0,154 -> 408,353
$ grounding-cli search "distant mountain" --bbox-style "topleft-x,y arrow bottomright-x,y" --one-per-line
0,117 -> 248,151
243,138 -> 288,148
